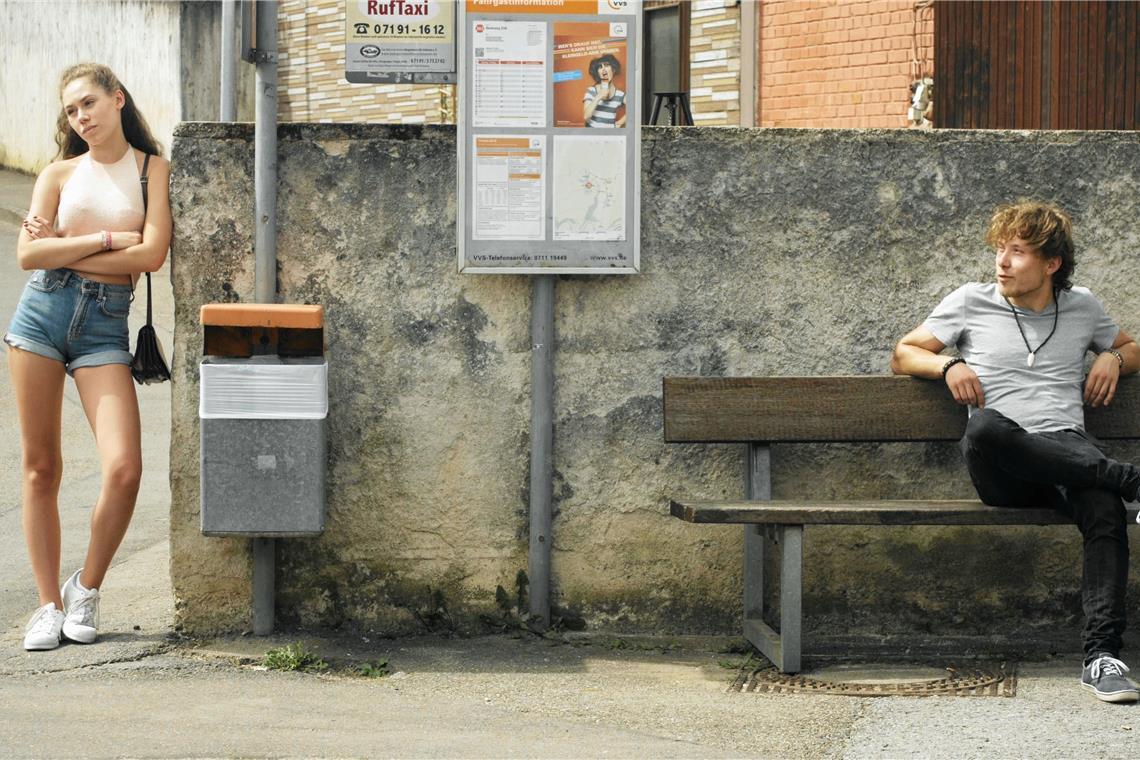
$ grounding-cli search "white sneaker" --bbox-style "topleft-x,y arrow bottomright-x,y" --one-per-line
23,603 -> 65,651
61,569 -> 99,644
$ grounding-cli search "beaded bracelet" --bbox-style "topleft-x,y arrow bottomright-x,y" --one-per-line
1105,348 -> 1124,368
101,230 -> 112,251
941,356 -> 966,379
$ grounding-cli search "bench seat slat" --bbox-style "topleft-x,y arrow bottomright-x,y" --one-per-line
662,375 -> 1140,443
671,499 -> 1140,526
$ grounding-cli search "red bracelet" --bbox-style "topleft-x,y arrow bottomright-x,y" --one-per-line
101,230 -> 111,250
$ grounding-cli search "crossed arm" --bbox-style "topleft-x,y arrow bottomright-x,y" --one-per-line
17,156 -> 172,275
891,324 -> 1140,408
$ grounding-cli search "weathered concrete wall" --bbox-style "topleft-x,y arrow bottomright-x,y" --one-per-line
171,124 -> 1140,654
0,1 -> 254,174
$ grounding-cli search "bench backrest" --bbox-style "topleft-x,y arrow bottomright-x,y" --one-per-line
663,375 -> 1140,443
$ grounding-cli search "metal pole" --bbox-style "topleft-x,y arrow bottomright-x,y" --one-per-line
254,0 -> 278,305
252,538 -> 275,634
252,0 -> 278,636
220,0 -> 237,121
528,275 -> 554,628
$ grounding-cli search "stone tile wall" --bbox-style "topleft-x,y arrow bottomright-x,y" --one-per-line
689,0 -> 742,126
278,0 -> 453,124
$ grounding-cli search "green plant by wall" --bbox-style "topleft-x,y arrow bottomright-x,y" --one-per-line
357,658 -> 390,678
263,642 -> 330,673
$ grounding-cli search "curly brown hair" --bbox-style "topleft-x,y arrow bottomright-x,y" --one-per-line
55,63 -> 163,160
588,54 -> 622,84
984,200 -> 1075,291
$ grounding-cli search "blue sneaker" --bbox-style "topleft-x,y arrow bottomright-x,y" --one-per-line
1081,654 -> 1140,703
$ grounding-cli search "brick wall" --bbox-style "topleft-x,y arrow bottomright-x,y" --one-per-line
689,0 -> 741,126
759,0 -> 934,128
278,0 -> 454,124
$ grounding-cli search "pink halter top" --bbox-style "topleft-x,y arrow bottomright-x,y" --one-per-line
56,147 -> 145,237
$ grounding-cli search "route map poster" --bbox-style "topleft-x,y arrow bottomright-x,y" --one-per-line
457,0 -> 641,275
552,135 -> 625,242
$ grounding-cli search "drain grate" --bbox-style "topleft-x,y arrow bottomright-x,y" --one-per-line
731,659 -> 1017,697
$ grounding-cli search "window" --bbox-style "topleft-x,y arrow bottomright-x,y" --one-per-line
642,1 -> 691,124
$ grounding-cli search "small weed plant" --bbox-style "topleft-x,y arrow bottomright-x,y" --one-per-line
263,642 -> 329,673
357,658 -> 390,678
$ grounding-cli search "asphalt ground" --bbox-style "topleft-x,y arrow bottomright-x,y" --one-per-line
0,166 -> 1138,759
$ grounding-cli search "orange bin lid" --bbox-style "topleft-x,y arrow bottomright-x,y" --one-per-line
200,303 -> 324,329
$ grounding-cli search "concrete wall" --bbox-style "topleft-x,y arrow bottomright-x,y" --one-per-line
170,124 -> 1140,654
0,0 -> 253,174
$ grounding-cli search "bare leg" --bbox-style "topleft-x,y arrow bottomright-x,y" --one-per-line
9,348 -> 67,608
72,363 -> 141,590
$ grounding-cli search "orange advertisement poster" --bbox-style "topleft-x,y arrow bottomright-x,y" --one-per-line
467,0 -> 607,15
552,22 -> 629,128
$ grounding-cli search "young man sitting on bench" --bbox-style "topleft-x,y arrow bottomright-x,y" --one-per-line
891,200 -> 1140,704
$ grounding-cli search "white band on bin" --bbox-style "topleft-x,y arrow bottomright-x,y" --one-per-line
199,360 -> 328,419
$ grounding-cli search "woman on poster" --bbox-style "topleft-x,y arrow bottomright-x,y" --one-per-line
9,63 -> 171,651
582,53 -> 627,128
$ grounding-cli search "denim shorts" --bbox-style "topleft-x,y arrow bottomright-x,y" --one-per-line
4,269 -> 133,375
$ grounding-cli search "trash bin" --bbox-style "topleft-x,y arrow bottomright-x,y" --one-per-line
199,304 -> 326,536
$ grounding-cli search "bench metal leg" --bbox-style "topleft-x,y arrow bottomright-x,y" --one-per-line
743,524 -> 803,673
777,524 -> 803,672
743,443 -> 803,673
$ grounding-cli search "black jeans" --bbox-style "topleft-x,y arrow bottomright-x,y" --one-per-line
961,408 -> 1138,661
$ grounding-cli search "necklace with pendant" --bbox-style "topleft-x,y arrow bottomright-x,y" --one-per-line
1004,289 -> 1060,367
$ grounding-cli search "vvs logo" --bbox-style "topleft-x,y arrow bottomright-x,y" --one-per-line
361,45 -> 381,58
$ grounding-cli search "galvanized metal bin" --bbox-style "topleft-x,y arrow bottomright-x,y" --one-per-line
198,304 -> 326,537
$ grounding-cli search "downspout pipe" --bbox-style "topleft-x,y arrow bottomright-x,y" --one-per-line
220,0 -> 237,121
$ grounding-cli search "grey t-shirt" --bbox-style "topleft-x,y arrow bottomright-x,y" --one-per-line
924,282 -> 1119,433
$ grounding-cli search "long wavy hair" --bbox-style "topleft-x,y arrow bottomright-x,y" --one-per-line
55,63 -> 163,160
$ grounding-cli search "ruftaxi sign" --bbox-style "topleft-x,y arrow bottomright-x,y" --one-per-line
345,0 -> 457,84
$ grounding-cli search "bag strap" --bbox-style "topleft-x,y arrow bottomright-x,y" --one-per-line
140,153 -> 153,327
141,153 -> 151,210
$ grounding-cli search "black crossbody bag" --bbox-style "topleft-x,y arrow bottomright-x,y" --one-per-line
130,153 -> 171,385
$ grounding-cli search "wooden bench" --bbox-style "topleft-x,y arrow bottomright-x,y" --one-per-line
663,375 -> 1140,673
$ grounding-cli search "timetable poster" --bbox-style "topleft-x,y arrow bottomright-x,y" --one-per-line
552,22 -> 629,128
472,136 -> 546,243
471,20 -> 547,128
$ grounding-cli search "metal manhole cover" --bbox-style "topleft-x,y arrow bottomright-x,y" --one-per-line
731,658 -> 1016,697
